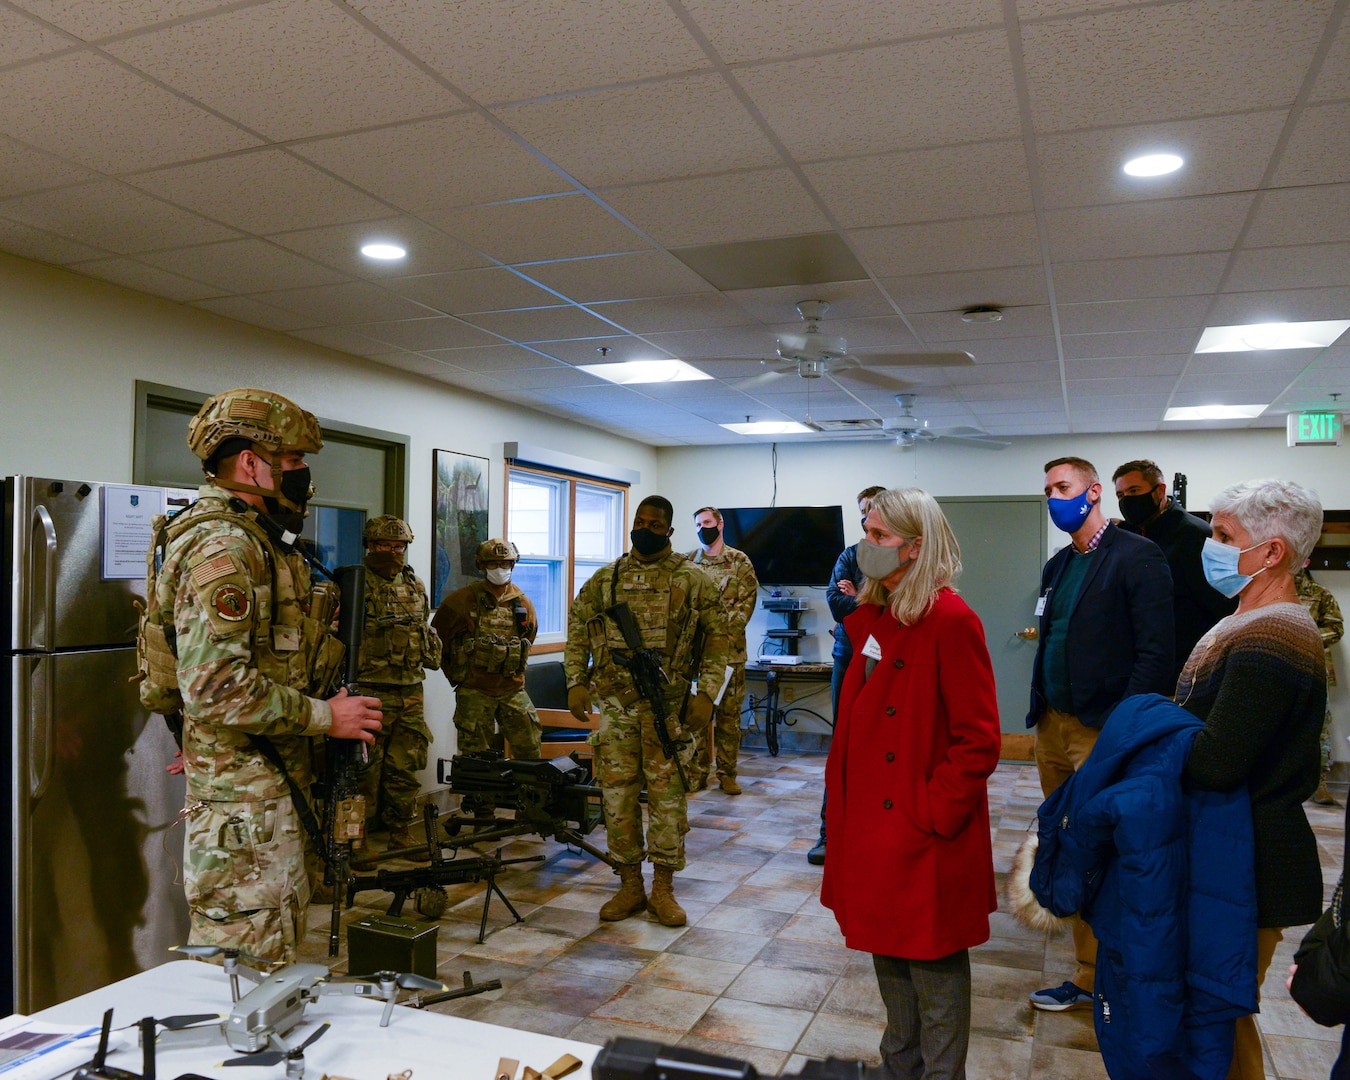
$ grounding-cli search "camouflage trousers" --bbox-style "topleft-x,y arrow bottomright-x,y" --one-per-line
1320,707 -> 1334,780
691,666 -> 746,784
594,690 -> 694,869
359,685 -> 429,830
182,794 -> 308,966
454,686 -> 542,757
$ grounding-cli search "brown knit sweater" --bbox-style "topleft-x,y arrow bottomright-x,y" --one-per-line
1179,602 -> 1327,928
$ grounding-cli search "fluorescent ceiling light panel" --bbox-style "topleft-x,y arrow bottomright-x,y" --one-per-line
360,242 -> 407,260
1164,404 -> 1268,421
576,359 -> 712,384
1195,320 -> 1350,353
1123,153 -> 1183,177
720,420 -> 812,435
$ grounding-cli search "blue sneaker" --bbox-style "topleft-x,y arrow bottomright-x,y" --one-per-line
1029,981 -> 1093,1011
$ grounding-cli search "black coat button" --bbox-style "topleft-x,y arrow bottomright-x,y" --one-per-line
883,799 -> 893,809
885,706 -> 896,716
893,659 -> 905,669
885,752 -> 895,762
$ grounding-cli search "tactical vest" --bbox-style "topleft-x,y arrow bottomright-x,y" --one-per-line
448,583 -> 531,682
357,567 -> 434,685
586,553 -> 697,691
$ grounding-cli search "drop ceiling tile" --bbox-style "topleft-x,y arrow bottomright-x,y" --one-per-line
387,267 -> 561,315
1207,286 -> 1350,327
906,305 -> 1055,344
1062,329 -> 1199,360
683,0 -> 1001,64
365,352 -> 467,383
1066,376 -> 1179,397
1310,347 -> 1350,369
1067,397 -> 1173,417
521,252 -> 715,304
0,135 -> 97,200
1021,1 -> 1329,131
140,239 -> 347,293
1058,297 -> 1210,335
590,294 -> 760,335
965,395 -> 1066,414
1172,373 -> 1297,397
709,360 -> 784,380
1272,102 -> 1350,187
420,344 -> 556,373
1065,355 -> 1187,380
644,326 -> 787,359
725,281 -> 892,324
962,336 -> 1061,365
0,6 -> 72,65
268,218 -> 491,279
350,0 -> 709,103
737,32 -> 1020,159
494,74 -> 781,188
69,256 -> 223,302
530,380 -> 643,405
879,266 -> 1049,313
420,367 -> 515,394
347,316 -> 500,352
1185,350 -> 1312,376
0,180 -> 240,253
428,194 -> 651,265
1223,244 -> 1350,293
599,169 -> 829,248
1052,254 -> 1228,304
532,336 -> 676,365
1043,193 -> 1254,262
1308,17 -> 1350,101
1167,390 -> 1280,408
979,421 -> 1070,436
958,380 -> 1064,402
805,141 -> 1033,229
192,294 -> 315,332
293,114 -> 570,213
129,150 -> 390,234
247,281 -> 437,326
461,305 -> 618,342
12,0 -> 231,40
848,214 -> 1042,277
0,52 -> 259,173
1037,111 -> 1287,210
947,360 -> 1063,386
288,325 -> 386,356
103,1 -> 459,142
0,217 -> 105,263
1244,185 -> 1350,248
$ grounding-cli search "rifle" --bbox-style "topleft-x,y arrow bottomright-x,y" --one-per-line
323,562 -> 368,957
604,601 -> 691,793
593,1037 -> 883,1079
675,621 -> 708,744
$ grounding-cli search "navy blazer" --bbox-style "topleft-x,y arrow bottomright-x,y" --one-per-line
1026,523 -> 1174,729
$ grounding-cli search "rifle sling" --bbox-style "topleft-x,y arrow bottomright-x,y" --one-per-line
246,733 -> 327,861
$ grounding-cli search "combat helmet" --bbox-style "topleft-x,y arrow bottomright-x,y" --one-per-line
476,538 -> 519,565
364,515 -> 414,545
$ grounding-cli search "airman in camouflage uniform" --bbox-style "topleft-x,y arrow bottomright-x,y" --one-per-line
688,506 -> 759,795
564,496 -> 730,926
356,516 -> 442,850
432,538 -> 541,759
1297,567 -> 1344,805
136,388 -> 382,965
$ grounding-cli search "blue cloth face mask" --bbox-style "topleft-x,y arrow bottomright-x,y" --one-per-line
1047,489 -> 1095,533
1201,537 -> 1267,598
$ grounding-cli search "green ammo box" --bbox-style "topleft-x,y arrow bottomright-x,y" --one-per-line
347,913 -> 439,980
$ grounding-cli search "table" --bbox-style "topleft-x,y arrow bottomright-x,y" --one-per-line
743,662 -> 833,755
30,960 -> 600,1080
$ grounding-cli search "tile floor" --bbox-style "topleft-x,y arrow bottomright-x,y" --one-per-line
298,750 -> 1347,1079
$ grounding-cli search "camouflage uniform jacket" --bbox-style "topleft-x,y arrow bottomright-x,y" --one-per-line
1297,571 -> 1344,686
357,565 -> 441,687
432,579 -> 538,695
688,544 -> 759,664
564,550 -> 731,704
153,484 -> 337,802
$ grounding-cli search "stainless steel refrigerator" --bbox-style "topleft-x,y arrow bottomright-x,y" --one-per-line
3,476 -> 189,1014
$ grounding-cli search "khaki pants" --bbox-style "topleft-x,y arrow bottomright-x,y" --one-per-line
1034,707 -> 1101,992
1228,928 -> 1282,1080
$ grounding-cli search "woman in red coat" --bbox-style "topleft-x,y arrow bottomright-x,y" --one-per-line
821,487 -> 1002,1080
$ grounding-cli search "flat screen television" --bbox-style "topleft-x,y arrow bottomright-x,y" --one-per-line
720,506 -> 846,587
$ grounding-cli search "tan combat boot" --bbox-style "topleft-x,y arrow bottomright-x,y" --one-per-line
719,775 -> 742,796
599,864 -> 647,921
647,864 -> 687,926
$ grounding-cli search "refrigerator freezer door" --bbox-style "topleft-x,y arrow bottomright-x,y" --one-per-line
9,477 -> 148,652
14,648 -> 188,1012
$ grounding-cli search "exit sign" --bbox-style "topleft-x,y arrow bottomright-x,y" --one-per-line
1287,412 -> 1343,446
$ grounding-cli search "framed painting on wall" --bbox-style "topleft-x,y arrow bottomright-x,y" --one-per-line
432,449 -> 489,607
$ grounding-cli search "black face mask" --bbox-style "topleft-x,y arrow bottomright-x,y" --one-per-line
630,528 -> 670,558
1118,488 -> 1162,528
261,466 -> 312,534
698,525 -> 720,546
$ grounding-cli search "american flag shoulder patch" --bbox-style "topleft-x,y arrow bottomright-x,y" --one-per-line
190,553 -> 238,587
229,398 -> 271,420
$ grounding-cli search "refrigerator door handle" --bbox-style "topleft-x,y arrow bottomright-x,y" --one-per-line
30,503 -> 57,652
31,655 -> 54,800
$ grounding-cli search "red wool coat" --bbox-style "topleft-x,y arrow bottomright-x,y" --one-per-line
821,589 -> 1001,960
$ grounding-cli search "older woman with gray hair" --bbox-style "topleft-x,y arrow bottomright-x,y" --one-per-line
1180,478 -> 1327,1080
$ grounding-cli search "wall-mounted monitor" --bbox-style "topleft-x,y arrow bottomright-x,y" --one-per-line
720,505 -> 846,587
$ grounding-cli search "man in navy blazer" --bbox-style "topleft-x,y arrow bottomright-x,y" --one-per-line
1026,455 -> 1174,1014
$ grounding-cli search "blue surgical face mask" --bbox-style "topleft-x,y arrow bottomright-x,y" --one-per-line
1201,537 -> 1268,598
1047,488 -> 1095,533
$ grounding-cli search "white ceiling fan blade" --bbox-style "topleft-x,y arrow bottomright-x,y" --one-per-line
854,350 -> 976,367
935,433 -> 1012,450
737,369 -> 791,391
836,367 -> 914,391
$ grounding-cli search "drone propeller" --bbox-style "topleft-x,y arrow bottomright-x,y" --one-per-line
157,1014 -> 221,1031
170,945 -> 268,964
328,970 -> 444,991
221,1024 -> 329,1069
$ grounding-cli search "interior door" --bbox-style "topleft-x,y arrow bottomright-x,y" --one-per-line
937,497 -> 1047,733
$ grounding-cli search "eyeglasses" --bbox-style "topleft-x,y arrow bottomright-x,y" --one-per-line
371,541 -> 407,553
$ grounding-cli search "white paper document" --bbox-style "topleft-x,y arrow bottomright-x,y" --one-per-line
0,1015 -> 126,1080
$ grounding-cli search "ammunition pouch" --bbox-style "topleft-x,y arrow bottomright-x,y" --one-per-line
471,632 -> 530,676
135,599 -> 184,715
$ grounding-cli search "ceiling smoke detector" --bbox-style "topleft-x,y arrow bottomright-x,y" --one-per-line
960,306 -> 1003,324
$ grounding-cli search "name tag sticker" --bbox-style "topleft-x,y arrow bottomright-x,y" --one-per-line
861,634 -> 883,661
1035,595 -> 1048,616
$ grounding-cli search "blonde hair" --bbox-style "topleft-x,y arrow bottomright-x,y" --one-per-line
857,488 -> 962,625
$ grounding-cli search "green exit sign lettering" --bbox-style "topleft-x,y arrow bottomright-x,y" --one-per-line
1287,412 -> 1343,447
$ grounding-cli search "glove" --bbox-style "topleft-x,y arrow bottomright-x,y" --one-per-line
567,684 -> 593,723
686,691 -> 715,731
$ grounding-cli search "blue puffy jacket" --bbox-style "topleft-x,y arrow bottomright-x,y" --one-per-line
1031,693 -> 1258,1079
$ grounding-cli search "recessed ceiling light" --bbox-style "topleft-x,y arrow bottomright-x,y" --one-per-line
720,420 -> 812,435
1164,404 -> 1268,421
1195,320 -> 1350,353
360,242 -> 407,261
1123,153 -> 1184,177
576,359 -> 712,385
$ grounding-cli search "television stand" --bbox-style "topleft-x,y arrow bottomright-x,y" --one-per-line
761,597 -> 809,656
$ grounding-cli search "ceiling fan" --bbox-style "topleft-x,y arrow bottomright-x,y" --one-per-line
705,300 -> 975,392
869,394 -> 1011,450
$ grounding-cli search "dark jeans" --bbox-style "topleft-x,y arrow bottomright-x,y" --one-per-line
873,950 -> 972,1080
817,651 -> 851,839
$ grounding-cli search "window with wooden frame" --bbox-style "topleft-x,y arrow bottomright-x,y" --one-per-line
505,463 -> 628,648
